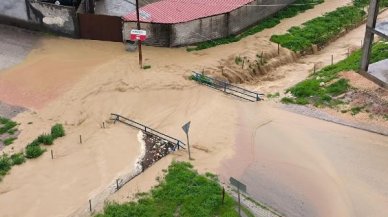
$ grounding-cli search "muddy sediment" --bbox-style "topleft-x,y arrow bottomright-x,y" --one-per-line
141,132 -> 179,170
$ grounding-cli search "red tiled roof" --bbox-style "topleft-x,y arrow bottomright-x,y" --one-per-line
123,0 -> 254,24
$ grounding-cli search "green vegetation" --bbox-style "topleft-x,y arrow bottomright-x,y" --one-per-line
0,117 -> 17,135
25,144 -> 46,159
187,0 -> 324,51
351,106 -> 364,115
353,0 -> 388,8
96,162 -> 239,217
10,153 -> 26,165
37,134 -> 54,145
235,56 -> 243,65
271,5 -> 366,52
0,123 -> 65,181
143,65 -> 151,70
267,92 -> 280,98
190,73 -> 214,86
3,137 -> 17,146
282,42 -> 388,107
51,124 -> 65,139
0,153 -> 26,181
25,123 -> 65,158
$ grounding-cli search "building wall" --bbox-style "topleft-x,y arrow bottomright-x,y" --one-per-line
229,0 -> 295,34
171,14 -> 227,46
29,1 -> 78,36
0,0 -> 78,37
124,0 -> 295,47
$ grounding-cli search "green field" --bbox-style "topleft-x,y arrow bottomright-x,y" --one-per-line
96,161 -> 241,217
281,42 -> 388,107
271,0 -> 388,52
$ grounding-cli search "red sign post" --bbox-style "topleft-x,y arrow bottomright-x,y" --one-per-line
130,29 -> 147,41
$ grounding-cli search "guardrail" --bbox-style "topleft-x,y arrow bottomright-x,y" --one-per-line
110,113 -> 186,150
191,71 -> 264,102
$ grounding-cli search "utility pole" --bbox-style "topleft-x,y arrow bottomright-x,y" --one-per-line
361,0 -> 379,72
135,0 -> 143,68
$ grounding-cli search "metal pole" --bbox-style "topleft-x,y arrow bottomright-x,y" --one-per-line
222,187 -> 225,205
331,55 -> 334,65
186,133 -> 191,160
361,0 -> 379,72
238,186 -> 241,216
135,0 -> 143,68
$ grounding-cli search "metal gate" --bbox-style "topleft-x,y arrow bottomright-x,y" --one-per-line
78,13 -> 123,42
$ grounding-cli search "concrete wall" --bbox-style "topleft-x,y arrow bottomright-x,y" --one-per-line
0,0 -> 30,21
0,0 -> 78,37
171,13 -> 227,46
123,0 -> 295,47
29,1 -> 78,36
229,0 -> 295,34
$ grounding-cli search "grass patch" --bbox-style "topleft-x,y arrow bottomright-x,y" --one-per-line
187,0 -> 324,51
37,134 -> 54,145
0,117 -> 17,135
267,92 -> 280,98
25,144 -> 45,159
351,106 -> 364,115
0,124 -> 65,181
271,5 -> 366,52
96,162 -> 239,217
143,65 -> 151,70
0,154 -> 12,177
190,73 -> 213,86
3,137 -> 17,146
51,124 -> 65,139
283,42 -> 388,107
10,153 -> 26,165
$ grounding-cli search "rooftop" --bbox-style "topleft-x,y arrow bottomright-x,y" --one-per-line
123,0 -> 254,24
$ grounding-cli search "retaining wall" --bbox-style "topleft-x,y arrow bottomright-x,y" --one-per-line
123,0 -> 295,47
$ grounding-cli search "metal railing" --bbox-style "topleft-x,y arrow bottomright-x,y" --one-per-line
110,113 -> 186,149
192,71 -> 264,102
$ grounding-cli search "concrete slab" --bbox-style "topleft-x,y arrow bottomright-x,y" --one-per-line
368,59 -> 388,87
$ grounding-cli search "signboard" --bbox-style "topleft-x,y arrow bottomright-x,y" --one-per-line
182,121 -> 191,135
130,29 -> 147,41
230,177 -> 247,193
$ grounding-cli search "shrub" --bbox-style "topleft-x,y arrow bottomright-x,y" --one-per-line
37,134 -> 54,145
0,154 -> 12,176
3,137 -> 16,146
0,118 -> 17,134
143,65 -> 151,70
25,145 -> 45,159
271,5 -> 366,52
191,74 -> 213,86
51,124 -> 65,139
10,153 -> 26,165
